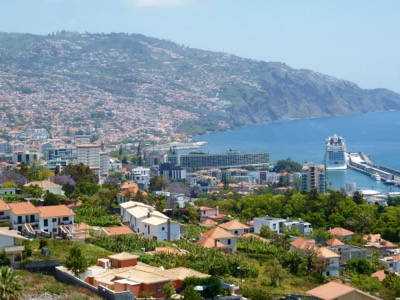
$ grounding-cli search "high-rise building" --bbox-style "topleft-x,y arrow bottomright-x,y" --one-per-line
76,144 -> 101,174
301,162 -> 326,193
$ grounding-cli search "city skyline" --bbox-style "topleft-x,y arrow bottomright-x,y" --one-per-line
1,0 -> 399,93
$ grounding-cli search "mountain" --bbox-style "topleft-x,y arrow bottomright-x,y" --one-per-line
1,31 -> 399,138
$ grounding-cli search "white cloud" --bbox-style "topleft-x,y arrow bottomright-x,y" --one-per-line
122,0 -> 192,8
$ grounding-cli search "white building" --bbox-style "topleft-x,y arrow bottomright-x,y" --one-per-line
120,201 -> 180,241
76,144 -> 101,174
37,205 -> 75,236
131,167 -> 150,190
254,216 -> 312,235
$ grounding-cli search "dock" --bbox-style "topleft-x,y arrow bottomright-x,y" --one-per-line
347,152 -> 400,185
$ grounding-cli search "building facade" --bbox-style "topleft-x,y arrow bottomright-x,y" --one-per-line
301,162 -> 326,193
167,150 -> 269,169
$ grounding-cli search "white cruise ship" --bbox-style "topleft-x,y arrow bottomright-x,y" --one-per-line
325,134 -> 347,170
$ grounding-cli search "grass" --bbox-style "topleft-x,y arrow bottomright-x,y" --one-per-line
27,238 -> 113,265
17,269 -> 102,299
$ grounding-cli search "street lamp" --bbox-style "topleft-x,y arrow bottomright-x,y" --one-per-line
194,284 -> 215,300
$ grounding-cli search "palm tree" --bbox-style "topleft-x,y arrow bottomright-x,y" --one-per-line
0,266 -> 22,300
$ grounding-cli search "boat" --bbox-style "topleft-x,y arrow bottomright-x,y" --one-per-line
372,173 -> 381,181
325,134 -> 347,170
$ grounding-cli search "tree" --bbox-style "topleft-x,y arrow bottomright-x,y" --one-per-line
43,192 -> 64,206
0,252 -> 10,267
64,244 -> 89,277
61,163 -> 98,184
268,259 -> 287,287
147,194 -> 166,212
181,285 -> 203,300
163,281 -> 175,299
273,158 -> 302,173
259,226 -> 274,239
23,184 -> 43,199
0,266 -> 22,300
149,176 -> 169,192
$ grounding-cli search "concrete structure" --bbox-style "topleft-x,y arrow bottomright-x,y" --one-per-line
131,167 -> 150,190
76,144 -> 101,175
253,216 -> 312,235
158,162 -> 186,181
301,162 -> 326,193
167,150 -> 269,169
12,150 -> 39,165
0,227 -> 28,262
42,145 -> 77,172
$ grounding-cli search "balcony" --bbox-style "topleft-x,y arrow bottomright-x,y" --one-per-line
4,245 -> 24,253
60,220 -> 73,225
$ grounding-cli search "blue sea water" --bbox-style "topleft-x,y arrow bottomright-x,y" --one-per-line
188,111 -> 400,192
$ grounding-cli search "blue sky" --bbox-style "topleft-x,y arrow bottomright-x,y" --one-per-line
1,0 -> 400,92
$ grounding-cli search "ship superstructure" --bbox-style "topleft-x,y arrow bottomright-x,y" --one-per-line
325,134 -> 347,170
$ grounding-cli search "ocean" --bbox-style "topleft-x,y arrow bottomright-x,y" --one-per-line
188,110 -> 400,193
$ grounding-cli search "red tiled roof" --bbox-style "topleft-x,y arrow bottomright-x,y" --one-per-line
371,270 -> 386,282
218,220 -> 250,231
0,199 -> 11,211
8,202 -> 40,215
37,205 -> 75,218
102,225 -> 135,236
326,237 -> 345,247
290,237 -> 315,250
328,227 -> 354,237
201,226 -> 235,239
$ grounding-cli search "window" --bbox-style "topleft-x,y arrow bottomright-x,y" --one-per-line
0,212 -> 4,216
162,227 -> 165,231
227,239 -> 231,245
234,230 -> 238,234
44,219 -> 48,227
52,218 -> 57,223
62,217 -> 69,221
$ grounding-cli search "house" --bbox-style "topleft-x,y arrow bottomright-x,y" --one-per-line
363,234 -> 398,255
218,220 -> 250,236
117,182 -> 146,204
196,238 -> 230,253
290,237 -> 340,277
379,254 -> 400,273
8,201 -> 40,233
254,216 -> 312,235
121,201 -> 181,241
24,180 -> 64,195
327,227 -> 354,240
306,280 -> 382,300
328,244 -> 372,264
79,252 -> 209,298
37,205 -> 75,236
197,206 -> 219,220
199,226 -> 237,252
0,227 -> 28,262
142,216 -> 180,242
315,247 -> 341,277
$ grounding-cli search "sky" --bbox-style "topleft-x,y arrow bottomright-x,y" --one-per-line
1,0 -> 400,93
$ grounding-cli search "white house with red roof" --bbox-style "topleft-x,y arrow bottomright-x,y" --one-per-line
8,201 -> 40,233
218,219 -> 250,236
37,205 -> 75,236
200,226 -> 237,252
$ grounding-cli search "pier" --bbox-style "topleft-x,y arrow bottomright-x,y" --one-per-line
347,152 -> 400,185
